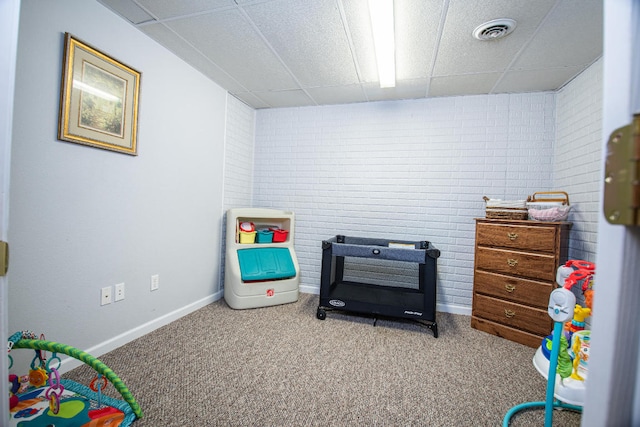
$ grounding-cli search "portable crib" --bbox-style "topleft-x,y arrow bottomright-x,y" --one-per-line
224,208 -> 300,309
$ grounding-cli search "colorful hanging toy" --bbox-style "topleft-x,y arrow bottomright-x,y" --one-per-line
7,330 -> 143,426
556,260 -> 595,338
8,374 -> 19,410
44,367 -> 65,414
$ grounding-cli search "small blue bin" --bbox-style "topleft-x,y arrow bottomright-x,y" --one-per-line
256,229 -> 274,243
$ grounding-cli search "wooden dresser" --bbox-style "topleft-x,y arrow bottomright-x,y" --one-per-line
471,218 -> 570,348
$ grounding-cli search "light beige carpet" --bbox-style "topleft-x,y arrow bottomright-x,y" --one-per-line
64,293 -> 582,426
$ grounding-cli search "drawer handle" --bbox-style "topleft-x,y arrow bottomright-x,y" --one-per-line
507,258 -> 518,267
504,309 -> 516,318
505,284 -> 516,293
507,232 -> 518,241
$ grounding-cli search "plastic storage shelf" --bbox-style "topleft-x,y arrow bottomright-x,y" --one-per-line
317,235 -> 441,337
224,208 -> 299,309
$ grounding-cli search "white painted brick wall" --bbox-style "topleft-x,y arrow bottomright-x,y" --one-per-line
221,96 -> 255,288
554,59 -> 602,324
223,95 -> 255,210
251,93 -> 556,312
555,58 -> 602,262
222,62 -> 602,314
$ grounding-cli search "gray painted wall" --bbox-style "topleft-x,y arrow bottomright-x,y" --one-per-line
8,0 -> 227,370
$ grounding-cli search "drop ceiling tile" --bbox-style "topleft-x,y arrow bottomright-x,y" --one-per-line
138,22 -> 187,49
165,9 -> 299,91
99,0 -> 603,109
493,66 -> 586,93
251,89 -> 316,109
136,0 -> 234,20
433,0 -> 556,76
243,0 -> 359,87
444,0 -> 557,33
231,92 -> 271,109
139,23 -> 247,92
97,0 -> 155,24
394,0 -> 444,80
340,0 -> 377,83
510,0 -> 603,70
429,73 -> 500,97
364,78 -> 430,102
305,84 -> 368,106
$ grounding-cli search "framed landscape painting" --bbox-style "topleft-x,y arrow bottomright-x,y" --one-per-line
58,33 -> 141,155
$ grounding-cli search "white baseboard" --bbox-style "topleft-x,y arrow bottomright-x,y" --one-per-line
299,285 -> 319,295
59,290 -> 223,374
437,303 -> 472,316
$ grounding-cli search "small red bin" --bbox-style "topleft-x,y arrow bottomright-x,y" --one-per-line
270,228 -> 289,243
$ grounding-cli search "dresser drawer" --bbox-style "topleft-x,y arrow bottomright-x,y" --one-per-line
471,316 -> 545,348
475,246 -> 557,282
472,293 -> 552,336
473,270 -> 553,308
476,222 -> 557,252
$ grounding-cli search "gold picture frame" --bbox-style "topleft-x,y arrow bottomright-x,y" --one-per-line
58,33 -> 141,155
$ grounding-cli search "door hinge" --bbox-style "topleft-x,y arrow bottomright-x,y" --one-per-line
0,241 -> 7,276
604,114 -> 640,225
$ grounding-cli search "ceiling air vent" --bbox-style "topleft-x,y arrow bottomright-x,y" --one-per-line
473,18 -> 517,41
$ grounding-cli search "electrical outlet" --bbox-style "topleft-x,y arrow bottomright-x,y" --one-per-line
101,286 -> 112,306
114,283 -> 125,301
151,274 -> 159,291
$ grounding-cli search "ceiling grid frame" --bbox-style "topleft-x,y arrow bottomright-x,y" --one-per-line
489,0 -> 562,94
96,0 -> 604,109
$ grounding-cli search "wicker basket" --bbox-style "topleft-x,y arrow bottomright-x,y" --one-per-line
483,196 -> 528,220
526,191 -> 571,221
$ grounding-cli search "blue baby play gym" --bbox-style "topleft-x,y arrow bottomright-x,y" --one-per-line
8,331 -> 142,426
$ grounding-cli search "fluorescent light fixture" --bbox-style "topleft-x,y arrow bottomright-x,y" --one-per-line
368,0 -> 396,88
